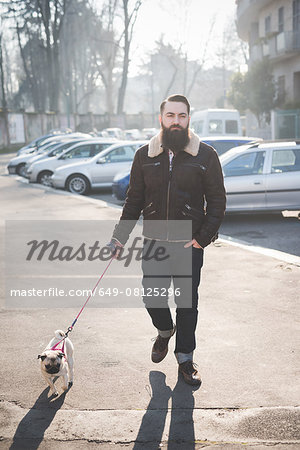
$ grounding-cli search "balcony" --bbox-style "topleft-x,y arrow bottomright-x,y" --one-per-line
249,31 -> 300,63
278,30 -> 300,53
236,0 -> 273,40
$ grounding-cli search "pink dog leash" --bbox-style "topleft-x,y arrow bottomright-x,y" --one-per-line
51,257 -> 114,349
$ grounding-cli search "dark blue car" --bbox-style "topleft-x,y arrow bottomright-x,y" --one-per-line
112,136 -> 260,201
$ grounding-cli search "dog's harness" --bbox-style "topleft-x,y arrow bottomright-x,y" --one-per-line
50,340 -> 66,356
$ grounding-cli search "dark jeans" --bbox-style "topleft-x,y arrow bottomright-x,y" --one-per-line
142,240 -> 204,354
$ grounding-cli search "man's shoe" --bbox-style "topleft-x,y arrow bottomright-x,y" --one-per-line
151,328 -> 176,363
178,361 -> 201,386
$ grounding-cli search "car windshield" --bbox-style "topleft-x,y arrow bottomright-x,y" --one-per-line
219,144 -> 253,165
60,142 -> 112,160
49,141 -> 81,156
204,140 -> 251,156
37,142 -> 60,154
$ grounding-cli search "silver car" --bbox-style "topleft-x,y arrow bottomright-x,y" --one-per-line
220,141 -> 300,212
51,141 -> 147,195
26,138 -> 117,185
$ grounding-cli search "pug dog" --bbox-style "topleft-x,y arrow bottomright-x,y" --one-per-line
38,330 -> 74,396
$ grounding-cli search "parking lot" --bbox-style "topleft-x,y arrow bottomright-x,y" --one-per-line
2,151 -> 300,259
1,151 -> 300,448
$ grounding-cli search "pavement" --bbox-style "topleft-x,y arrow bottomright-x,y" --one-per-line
0,166 -> 300,449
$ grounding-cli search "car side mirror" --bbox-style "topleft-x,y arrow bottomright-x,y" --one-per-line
97,157 -> 106,164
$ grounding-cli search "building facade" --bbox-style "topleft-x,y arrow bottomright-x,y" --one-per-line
236,0 -> 300,107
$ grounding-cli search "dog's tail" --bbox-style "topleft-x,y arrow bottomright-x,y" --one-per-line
55,329 -> 66,339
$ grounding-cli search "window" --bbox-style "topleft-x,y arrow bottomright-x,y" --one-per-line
293,0 -> 300,31
90,143 -> 111,157
103,146 -> 135,163
51,142 -> 74,156
225,120 -> 238,134
223,151 -> 265,177
208,119 -> 222,134
293,0 -> 300,30
271,149 -> 300,172
265,15 -> 271,35
278,7 -> 284,33
61,145 -> 92,159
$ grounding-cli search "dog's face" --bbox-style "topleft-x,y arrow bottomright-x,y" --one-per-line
38,350 -> 65,374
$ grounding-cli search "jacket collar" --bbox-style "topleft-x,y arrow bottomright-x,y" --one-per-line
148,129 -> 200,158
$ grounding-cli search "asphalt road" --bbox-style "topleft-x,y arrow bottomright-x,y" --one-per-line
2,152 -> 300,257
1,152 -> 300,448
90,189 -> 300,258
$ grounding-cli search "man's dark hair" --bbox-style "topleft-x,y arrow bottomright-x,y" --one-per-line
160,94 -> 190,115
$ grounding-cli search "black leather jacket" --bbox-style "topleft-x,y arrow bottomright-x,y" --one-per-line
113,137 -> 226,248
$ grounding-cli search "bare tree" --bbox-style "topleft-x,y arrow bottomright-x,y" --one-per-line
117,0 -> 143,114
216,17 -> 249,107
2,0 -> 71,111
91,0 -> 120,115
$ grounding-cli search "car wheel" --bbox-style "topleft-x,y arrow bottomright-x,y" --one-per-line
37,171 -> 53,186
16,163 -> 26,177
66,174 -> 90,195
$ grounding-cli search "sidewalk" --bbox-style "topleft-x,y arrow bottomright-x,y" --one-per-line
0,174 -> 300,449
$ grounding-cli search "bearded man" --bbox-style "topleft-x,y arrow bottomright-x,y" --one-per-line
108,94 -> 226,385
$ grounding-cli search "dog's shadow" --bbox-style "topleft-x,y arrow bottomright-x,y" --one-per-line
10,384 -> 69,450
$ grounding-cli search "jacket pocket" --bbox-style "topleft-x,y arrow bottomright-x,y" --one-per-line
143,201 -> 157,218
142,162 -> 161,167
182,163 -> 207,172
181,203 -> 204,220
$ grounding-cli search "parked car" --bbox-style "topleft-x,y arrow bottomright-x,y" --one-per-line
26,139 -> 117,185
8,133 -> 90,176
220,141 -> 300,212
112,136 -> 261,201
103,128 -> 124,139
200,136 -> 261,156
142,128 -> 159,139
124,129 -> 142,140
51,141 -> 147,195
16,129 -> 73,156
23,137 -> 91,177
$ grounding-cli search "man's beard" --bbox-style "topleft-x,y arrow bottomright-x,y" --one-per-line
161,124 -> 189,153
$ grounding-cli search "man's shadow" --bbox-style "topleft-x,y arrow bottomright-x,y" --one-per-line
133,370 -> 199,450
10,384 -> 67,450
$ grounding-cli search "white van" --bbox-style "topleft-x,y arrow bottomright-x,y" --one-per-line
190,109 -> 242,137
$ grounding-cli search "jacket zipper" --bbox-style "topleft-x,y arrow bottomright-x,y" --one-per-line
166,153 -> 174,239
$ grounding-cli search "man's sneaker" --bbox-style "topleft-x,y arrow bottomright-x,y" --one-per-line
178,361 -> 201,386
151,327 -> 176,363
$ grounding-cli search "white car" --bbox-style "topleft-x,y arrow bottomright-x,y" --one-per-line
8,133 -> 90,176
51,141 -> 147,195
16,130 -> 73,156
8,139 -> 67,176
23,138 -> 91,177
220,141 -> 300,212
26,139 -> 117,185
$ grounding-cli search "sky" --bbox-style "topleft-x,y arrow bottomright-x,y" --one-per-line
129,0 -> 237,75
